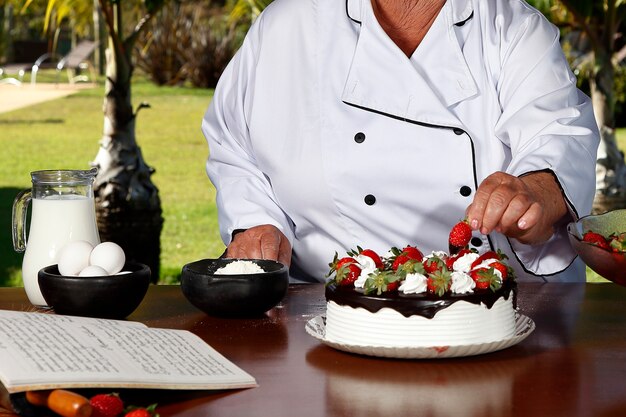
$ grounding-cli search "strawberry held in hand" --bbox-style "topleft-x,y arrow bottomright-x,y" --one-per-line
449,219 -> 472,254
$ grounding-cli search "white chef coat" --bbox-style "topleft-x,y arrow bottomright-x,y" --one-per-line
202,0 -> 600,283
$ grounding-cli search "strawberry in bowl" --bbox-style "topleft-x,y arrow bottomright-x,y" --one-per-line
567,209 -> 626,285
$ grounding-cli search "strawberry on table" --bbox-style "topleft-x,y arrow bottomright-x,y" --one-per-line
449,219 -> 472,254
125,410 -> 151,417
90,393 -> 124,417
124,404 -> 158,417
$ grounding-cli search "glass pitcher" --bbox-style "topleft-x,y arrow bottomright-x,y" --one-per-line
12,168 -> 101,306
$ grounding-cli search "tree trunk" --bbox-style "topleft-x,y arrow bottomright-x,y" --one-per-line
92,40 -> 163,282
591,49 -> 626,213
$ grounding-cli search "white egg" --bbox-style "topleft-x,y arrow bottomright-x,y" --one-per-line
89,242 -> 126,275
78,265 -> 109,277
58,240 -> 94,276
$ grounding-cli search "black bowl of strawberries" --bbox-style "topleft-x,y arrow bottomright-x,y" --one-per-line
567,209 -> 626,285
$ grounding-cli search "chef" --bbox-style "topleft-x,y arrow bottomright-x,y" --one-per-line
201,0 -> 600,282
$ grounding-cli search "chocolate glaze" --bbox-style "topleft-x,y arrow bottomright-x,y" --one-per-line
326,280 -> 517,319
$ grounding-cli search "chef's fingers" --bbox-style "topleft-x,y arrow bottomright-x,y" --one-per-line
467,172 -> 514,235
520,203 -> 554,243
259,229 -> 282,261
496,189 -> 535,234
260,227 -> 292,266
511,172 -> 567,243
226,227 -> 264,259
277,237 -> 292,267
226,238 -> 263,260
227,224 -> 291,264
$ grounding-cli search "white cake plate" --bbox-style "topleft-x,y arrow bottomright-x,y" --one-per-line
305,313 -> 535,359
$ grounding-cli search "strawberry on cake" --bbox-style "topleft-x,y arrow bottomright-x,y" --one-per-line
324,220 -> 517,348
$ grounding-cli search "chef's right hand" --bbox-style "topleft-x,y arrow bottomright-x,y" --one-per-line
225,224 -> 292,267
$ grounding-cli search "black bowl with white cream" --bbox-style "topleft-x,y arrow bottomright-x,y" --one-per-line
180,258 -> 289,317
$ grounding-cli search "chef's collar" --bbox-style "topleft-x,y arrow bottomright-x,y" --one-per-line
341,0 -> 478,126
346,0 -> 474,27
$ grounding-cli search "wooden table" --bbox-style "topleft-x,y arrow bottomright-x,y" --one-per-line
1,282 -> 626,417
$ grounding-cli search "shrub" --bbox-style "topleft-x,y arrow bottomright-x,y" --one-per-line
135,1 -> 245,88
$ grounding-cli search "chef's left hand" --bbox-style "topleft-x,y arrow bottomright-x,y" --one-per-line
466,171 -> 568,245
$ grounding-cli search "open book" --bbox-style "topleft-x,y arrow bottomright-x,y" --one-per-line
0,310 -> 257,394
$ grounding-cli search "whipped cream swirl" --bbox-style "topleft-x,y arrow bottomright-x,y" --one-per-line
399,273 -> 428,294
452,252 -> 480,273
450,271 -> 476,294
353,254 -> 378,288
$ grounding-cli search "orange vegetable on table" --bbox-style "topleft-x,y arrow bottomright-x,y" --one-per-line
26,389 -> 92,417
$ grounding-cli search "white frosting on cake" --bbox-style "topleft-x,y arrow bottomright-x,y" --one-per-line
398,273 -> 428,294
325,296 -> 516,347
353,254 -> 377,289
449,271 -> 475,294
452,252 -> 480,272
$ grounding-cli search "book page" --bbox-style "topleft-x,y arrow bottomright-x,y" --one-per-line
0,310 -> 256,393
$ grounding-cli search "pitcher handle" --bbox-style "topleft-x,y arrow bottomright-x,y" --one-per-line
12,189 -> 32,252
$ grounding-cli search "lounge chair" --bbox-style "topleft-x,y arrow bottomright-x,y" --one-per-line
31,40 -> 98,85
0,41 -> 48,85
0,63 -> 29,85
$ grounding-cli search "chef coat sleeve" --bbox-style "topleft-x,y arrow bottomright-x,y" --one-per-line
201,19 -> 295,246
493,11 -> 600,275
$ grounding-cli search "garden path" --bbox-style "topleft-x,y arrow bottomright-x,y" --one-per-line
0,82 -> 95,114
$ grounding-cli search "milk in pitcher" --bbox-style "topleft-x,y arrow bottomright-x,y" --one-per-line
22,196 -> 100,306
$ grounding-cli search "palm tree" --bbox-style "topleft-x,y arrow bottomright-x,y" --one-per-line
33,0 -> 166,280
529,0 -> 626,213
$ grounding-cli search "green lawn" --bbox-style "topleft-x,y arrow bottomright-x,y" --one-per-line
0,78 -> 222,285
0,77 -> 624,285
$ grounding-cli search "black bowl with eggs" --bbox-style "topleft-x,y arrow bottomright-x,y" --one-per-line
38,262 -> 151,319
180,258 -> 289,317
